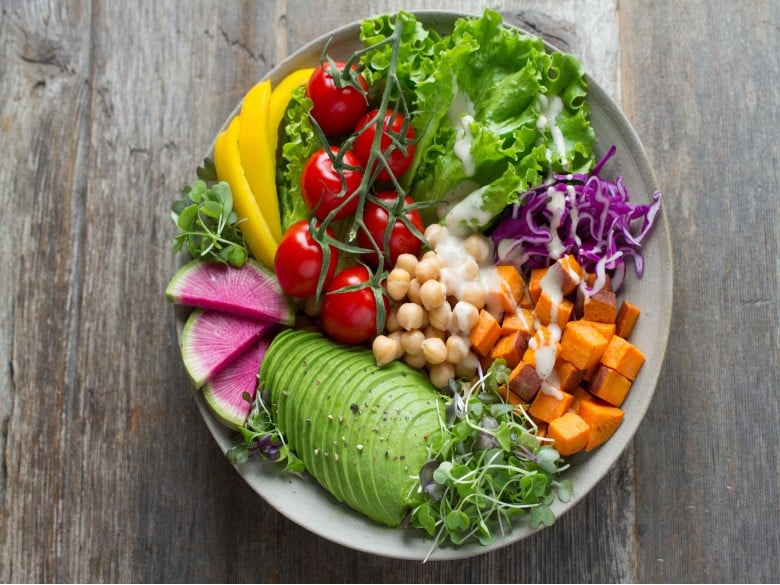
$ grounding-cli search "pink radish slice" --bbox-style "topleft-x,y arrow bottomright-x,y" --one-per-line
181,309 -> 274,387
202,335 -> 271,428
166,258 -> 294,325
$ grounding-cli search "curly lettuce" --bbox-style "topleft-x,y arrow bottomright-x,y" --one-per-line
360,9 -> 595,233
276,86 -> 317,232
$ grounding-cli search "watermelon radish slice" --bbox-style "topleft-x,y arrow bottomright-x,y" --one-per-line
181,309 -> 274,387
167,258 -> 294,325
202,336 -> 271,428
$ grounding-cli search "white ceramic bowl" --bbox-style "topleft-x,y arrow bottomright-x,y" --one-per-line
176,11 -> 673,561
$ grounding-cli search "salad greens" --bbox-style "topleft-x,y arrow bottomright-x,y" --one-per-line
410,360 -> 571,555
360,10 -> 595,232
171,160 -> 248,268
276,86 -> 318,232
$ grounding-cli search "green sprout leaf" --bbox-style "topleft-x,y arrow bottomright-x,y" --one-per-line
171,177 -> 248,268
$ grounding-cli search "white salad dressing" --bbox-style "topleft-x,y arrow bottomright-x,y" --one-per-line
448,88 -> 477,177
535,94 -> 568,170
533,264 -> 567,396
545,186 -> 567,258
443,185 -> 492,237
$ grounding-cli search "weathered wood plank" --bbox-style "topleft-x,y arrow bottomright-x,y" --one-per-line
0,0 -> 95,581
16,0 -> 780,582
620,0 -> 780,582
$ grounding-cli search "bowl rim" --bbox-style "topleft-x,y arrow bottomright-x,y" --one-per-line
176,9 -> 674,561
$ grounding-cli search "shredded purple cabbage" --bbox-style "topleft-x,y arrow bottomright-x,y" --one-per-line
490,146 -> 662,292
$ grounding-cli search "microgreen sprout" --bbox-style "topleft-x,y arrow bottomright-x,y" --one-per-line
408,360 -> 572,556
227,384 -> 305,473
171,159 -> 248,268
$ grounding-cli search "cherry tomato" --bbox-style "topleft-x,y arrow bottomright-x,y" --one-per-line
353,109 -> 416,182
321,266 -> 387,345
307,61 -> 369,136
358,191 -> 424,268
274,220 -> 338,298
301,146 -> 364,221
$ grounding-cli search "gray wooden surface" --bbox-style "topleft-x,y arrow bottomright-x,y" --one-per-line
1,0 -> 777,582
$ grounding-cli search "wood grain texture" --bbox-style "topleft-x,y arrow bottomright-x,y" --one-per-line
620,1 -> 779,582
0,0 -> 776,582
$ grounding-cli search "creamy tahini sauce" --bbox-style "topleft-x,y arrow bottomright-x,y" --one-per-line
443,186 -> 492,237
448,89 -> 477,177
535,94 -> 568,170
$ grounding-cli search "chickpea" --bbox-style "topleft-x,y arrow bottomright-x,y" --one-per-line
446,334 -> 470,364
459,281 -> 486,309
422,250 -> 444,268
415,258 -> 441,283
450,301 -> 480,333
372,335 -> 402,366
385,305 -> 401,332
460,258 -> 481,281
400,329 -> 425,356
397,302 -> 425,331
424,325 -> 446,341
395,253 -> 418,276
386,268 -> 411,301
438,267 -> 457,295
454,359 -> 478,379
421,337 -> 448,365
407,278 -> 422,304
419,279 -> 446,310
424,224 -> 448,249
428,301 -> 452,331
388,330 -> 404,347
403,353 -> 428,369
429,362 -> 456,389
463,233 -> 493,264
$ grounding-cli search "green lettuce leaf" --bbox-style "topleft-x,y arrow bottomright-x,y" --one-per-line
359,9 -> 595,231
277,86 -> 317,232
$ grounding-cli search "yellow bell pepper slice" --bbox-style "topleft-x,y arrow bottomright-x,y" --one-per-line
214,116 -> 278,270
267,68 -> 315,158
238,80 -> 283,242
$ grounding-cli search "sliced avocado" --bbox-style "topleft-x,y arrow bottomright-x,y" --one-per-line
261,330 -> 446,527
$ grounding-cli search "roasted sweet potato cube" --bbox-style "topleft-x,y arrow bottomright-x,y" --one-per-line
570,385 -> 595,413
519,285 -> 535,309
584,321 -> 616,341
469,310 -> 502,356
600,335 -> 645,380
583,289 -> 617,323
535,292 -> 574,328
528,388 -> 574,424
583,272 -> 612,292
496,265 -> 525,303
615,300 -> 641,338
491,331 -> 529,369
549,254 -> 584,296
548,412 -> 591,455
508,360 -> 542,402
555,358 -> 584,393
501,308 -> 535,335
577,399 -> 624,451
528,267 -> 548,305
498,384 -> 523,407
589,365 -> 632,406
560,321 -> 609,370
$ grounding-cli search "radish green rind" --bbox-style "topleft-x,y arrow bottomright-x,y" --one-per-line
261,329 -> 446,528
166,258 -> 294,326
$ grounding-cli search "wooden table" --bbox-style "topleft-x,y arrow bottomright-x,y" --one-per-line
1,0 -> 777,581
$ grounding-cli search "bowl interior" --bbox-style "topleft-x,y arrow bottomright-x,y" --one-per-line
177,11 -> 673,561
